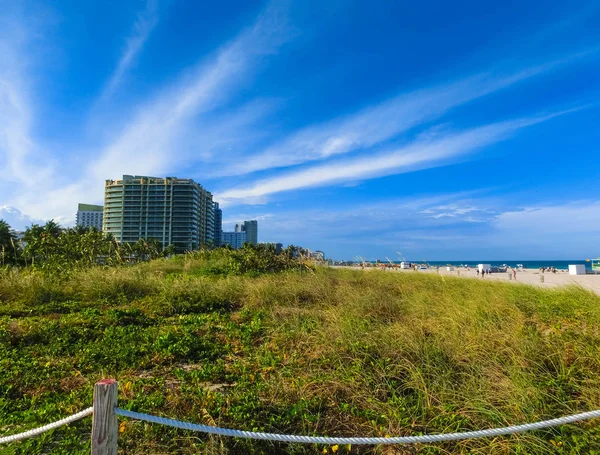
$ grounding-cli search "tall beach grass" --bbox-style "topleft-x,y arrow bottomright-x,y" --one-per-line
0,259 -> 599,454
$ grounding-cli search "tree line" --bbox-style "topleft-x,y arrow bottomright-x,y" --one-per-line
0,219 -> 173,271
0,219 -> 313,274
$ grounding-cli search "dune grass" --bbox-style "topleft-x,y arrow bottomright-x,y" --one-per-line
1,259 -> 599,454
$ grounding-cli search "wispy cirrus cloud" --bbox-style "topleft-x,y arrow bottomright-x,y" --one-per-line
216,108 -> 581,206
0,77 -> 35,184
11,2 -> 293,222
3,0 -> 597,242
227,194 -> 600,259
0,17 -> 53,191
221,191 -> 502,258
88,1 -> 292,183
215,51 -> 594,177
101,0 -> 159,100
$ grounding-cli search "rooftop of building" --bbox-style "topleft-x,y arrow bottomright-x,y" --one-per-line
104,176 -> 213,195
77,203 -> 103,211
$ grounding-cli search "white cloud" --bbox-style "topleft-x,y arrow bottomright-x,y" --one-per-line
480,201 -> 600,258
226,195 -> 600,259
215,52 -> 593,177
421,204 -> 486,219
0,78 -> 34,184
219,192 -> 503,258
216,109 -> 579,205
494,202 -> 600,234
179,98 -> 279,161
0,206 -> 44,231
2,2 -> 596,236
102,0 -> 159,99
0,23 -> 54,190
89,1 -> 291,182
8,2 -> 292,221
225,192 -> 491,240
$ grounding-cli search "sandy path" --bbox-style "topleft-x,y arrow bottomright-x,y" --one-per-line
335,266 -> 600,295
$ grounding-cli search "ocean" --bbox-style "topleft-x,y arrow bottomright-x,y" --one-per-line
382,260 -> 592,271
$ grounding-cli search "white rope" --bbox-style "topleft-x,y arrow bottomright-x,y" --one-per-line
114,407 -> 600,445
0,407 -> 93,445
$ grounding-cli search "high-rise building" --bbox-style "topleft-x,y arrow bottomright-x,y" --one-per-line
103,175 -> 214,253
222,231 -> 246,249
76,203 -> 103,230
242,220 -> 258,244
213,202 -> 222,246
234,220 -> 258,244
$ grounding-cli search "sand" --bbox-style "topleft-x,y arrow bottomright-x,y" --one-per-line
336,265 -> 600,296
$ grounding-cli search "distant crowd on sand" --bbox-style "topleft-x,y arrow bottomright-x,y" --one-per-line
476,268 -> 518,280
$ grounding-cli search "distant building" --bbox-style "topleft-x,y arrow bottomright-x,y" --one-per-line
213,202 -> 222,246
243,220 -> 258,244
234,220 -> 258,244
76,203 -> 103,230
222,231 -> 246,249
103,175 -> 214,253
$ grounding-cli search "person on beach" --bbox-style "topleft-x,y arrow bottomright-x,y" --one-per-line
513,269 -> 517,280
477,269 -> 479,276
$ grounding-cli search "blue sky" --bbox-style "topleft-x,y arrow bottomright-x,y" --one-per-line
1,0 -> 599,260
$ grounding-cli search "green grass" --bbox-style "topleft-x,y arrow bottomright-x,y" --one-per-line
1,259 -> 600,454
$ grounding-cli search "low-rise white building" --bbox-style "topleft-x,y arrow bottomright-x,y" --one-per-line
76,203 -> 103,231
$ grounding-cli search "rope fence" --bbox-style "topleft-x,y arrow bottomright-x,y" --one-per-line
1,379 -> 598,453
0,407 -> 93,445
113,407 -> 600,445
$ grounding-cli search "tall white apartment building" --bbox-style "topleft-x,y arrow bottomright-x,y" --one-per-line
103,175 -> 214,253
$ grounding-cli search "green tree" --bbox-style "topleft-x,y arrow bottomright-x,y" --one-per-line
22,224 -> 44,266
0,219 -> 19,265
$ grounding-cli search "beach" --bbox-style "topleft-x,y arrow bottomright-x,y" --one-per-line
338,265 -> 600,295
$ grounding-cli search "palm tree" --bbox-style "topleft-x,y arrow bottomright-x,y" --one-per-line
0,220 -> 18,265
43,220 -> 62,238
0,220 -> 15,246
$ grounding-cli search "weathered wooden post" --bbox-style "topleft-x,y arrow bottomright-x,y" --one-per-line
91,379 -> 118,455
540,274 -> 544,283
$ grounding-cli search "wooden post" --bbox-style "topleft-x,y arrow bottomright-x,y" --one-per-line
91,379 -> 118,455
